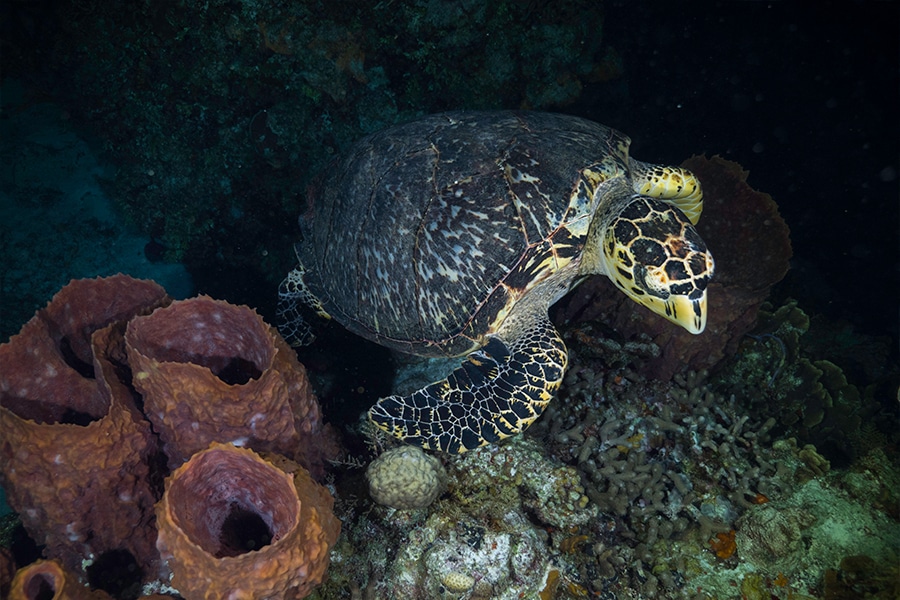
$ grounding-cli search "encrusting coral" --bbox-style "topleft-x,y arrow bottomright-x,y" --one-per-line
126,295 -> 334,475
155,442 -> 340,600
0,275 -> 169,577
1,276 -> 340,598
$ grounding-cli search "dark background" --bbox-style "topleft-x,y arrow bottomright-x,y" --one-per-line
588,2 -> 898,346
1,0 -> 897,347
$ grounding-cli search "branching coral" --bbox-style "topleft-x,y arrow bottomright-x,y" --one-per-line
715,299 -> 888,466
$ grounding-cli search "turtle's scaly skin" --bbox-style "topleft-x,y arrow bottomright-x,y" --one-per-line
371,317 -> 567,453
278,111 -> 713,452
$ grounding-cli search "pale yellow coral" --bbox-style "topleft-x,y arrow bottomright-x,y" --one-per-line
366,446 -> 447,510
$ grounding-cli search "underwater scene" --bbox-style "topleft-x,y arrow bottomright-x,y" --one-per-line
0,2 -> 897,599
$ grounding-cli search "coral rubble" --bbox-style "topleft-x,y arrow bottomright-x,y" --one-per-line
155,443 -> 340,600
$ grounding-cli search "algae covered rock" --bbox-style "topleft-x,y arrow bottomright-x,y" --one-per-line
390,510 -> 552,599
445,437 -> 597,532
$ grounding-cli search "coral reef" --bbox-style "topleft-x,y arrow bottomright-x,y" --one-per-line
822,554 -> 900,600
3,3 -> 895,598
1,276 -> 338,598
155,442 -> 340,600
526,364 -> 795,596
520,321 -> 896,599
383,509 -> 551,599
366,446 -> 447,510
0,276 -> 168,577
317,436 -> 597,598
443,437 -> 597,533
126,295 -> 334,475
555,155 -> 792,380
323,334 -> 896,594
5,277 -> 889,600
692,475 -> 900,600
6,1 -> 613,286
713,298 -> 896,466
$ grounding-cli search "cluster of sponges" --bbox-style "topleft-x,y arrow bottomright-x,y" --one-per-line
0,275 -> 340,599
366,446 -> 447,510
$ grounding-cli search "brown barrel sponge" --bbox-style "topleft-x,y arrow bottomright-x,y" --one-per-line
0,276 -> 168,576
8,559 -> 113,600
125,296 -> 332,472
154,443 -> 340,599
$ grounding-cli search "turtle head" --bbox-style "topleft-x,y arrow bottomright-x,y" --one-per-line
601,196 -> 714,334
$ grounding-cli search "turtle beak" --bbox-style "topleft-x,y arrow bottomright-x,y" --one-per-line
652,290 -> 708,334
623,254 -> 713,335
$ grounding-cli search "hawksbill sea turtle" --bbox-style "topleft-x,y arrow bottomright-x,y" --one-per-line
278,111 -> 714,453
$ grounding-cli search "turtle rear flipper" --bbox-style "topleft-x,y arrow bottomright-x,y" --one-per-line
276,264 -> 330,347
368,316 -> 567,453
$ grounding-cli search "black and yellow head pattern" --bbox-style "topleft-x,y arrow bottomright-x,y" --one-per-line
602,196 -> 714,333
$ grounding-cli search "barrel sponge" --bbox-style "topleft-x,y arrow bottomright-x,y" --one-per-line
126,295 -> 335,475
155,442 -> 340,600
8,559 -> 113,600
366,446 -> 447,510
0,275 -> 168,576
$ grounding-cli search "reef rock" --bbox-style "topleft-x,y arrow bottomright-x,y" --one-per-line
384,510 -> 551,599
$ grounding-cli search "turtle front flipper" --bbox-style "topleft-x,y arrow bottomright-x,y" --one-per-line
368,316 -> 567,453
276,263 -> 331,347
629,159 -> 704,224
